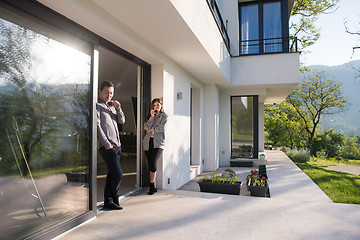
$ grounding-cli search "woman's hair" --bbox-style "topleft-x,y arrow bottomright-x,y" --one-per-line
146,98 -> 165,120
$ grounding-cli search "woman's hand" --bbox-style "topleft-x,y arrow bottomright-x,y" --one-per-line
151,109 -> 159,117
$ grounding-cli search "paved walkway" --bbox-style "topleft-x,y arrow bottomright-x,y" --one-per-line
320,165 -> 360,176
55,151 -> 360,240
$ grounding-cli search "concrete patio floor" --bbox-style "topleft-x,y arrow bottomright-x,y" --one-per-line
55,151 -> 360,240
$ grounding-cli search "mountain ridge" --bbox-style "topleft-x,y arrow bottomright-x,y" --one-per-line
304,60 -> 360,136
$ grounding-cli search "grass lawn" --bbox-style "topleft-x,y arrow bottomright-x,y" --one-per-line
296,162 -> 360,205
309,156 -> 360,166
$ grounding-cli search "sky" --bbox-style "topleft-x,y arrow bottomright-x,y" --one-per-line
300,0 -> 360,66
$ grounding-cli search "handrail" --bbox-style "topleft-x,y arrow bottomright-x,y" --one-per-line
207,0 -> 230,50
206,0 -> 299,57
236,36 -> 299,56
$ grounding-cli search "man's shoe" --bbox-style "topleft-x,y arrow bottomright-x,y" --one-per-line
113,197 -> 120,206
103,202 -> 123,210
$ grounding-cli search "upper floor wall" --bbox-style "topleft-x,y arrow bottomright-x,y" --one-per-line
37,0 -> 299,97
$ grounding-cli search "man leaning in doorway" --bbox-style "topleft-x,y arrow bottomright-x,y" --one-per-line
97,80 -> 125,210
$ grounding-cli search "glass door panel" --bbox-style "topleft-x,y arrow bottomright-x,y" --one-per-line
231,96 -> 254,158
0,11 -> 91,239
97,46 -> 140,205
240,4 -> 259,54
264,2 -> 282,53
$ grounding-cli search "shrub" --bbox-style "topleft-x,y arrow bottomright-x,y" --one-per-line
283,147 -> 310,163
339,136 -> 360,160
316,150 -> 327,159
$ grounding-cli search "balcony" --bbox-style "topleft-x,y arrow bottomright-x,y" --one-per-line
231,52 -> 300,104
238,36 -> 299,56
207,0 -> 230,51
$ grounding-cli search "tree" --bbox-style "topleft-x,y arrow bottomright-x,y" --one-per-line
290,0 -> 339,51
311,129 -> 345,157
339,135 -> 360,160
287,70 -> 347,149
0,20 -> 65,175
264,101 -> 307,148
344,17 -> 360,58
344,17 -> 360,83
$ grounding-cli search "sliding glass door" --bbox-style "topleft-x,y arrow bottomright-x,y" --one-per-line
231,96 -> 258,159
0,8 -> 92,240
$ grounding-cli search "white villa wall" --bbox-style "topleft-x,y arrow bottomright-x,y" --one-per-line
219,92 -> 231,166
216,0 -> 239,56
36,0 -> 298,190
204,84 -> 220,171
258,102 -> 265,152
151,62 -> 205,190
171,0 -> 232,82
231,53 -> 300,86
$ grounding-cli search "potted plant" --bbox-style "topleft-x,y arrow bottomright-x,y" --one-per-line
246,170 -> 259,191
248,176 -> 268,197
64,167 -> 89,182
258,165 -> 267,179
198,169 -> 242,195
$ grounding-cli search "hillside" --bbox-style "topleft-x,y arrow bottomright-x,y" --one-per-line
305,60 -> 360,136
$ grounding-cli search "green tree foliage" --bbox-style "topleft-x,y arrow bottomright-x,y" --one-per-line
287,70 -> 347,149
0,21 -> 69,175
311,129 -> 345,157
290,0 -> 339,51
265,101 -> 307,148
265,70 -> 347,151
340,136 -> 360,160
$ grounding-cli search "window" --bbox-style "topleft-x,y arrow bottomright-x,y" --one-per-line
0,8 -> 92,239
239,0 -> 285,55
263,2 -> 282,52
240,4 -> 259,54
231,96 -> 258,159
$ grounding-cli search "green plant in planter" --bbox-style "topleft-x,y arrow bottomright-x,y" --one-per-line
246,169 -> 259,183
200,172 -> 241,184
249,176 -> 267,186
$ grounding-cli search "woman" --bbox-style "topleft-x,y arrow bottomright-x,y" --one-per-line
143,98 -> 167,195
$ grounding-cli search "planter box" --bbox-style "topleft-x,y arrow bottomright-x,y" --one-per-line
230,160 -> 253,167
258,165 -> 267,179
248,185 -> 268,197
65,172 -> 88,182
198,181 -> 242,195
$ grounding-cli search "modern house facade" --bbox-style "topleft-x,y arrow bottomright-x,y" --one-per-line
0,0 -> 299,239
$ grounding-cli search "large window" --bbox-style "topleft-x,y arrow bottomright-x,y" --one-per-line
231,96 -> 258,159
264,2 -> 282,52
240,4 -> 259,54
0,9 -> 91,240
239,0 -> 284,55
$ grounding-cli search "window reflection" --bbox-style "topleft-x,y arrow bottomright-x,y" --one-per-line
0,15 -> 91,240
231,96 -> 254,158
239,1 -> 283,54
264,2 -> 282,53
241,4 -> 259,54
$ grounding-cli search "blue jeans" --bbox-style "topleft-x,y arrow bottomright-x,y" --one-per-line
99,146 -> 122,204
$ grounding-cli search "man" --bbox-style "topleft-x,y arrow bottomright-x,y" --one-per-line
97,80 -> 125,210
